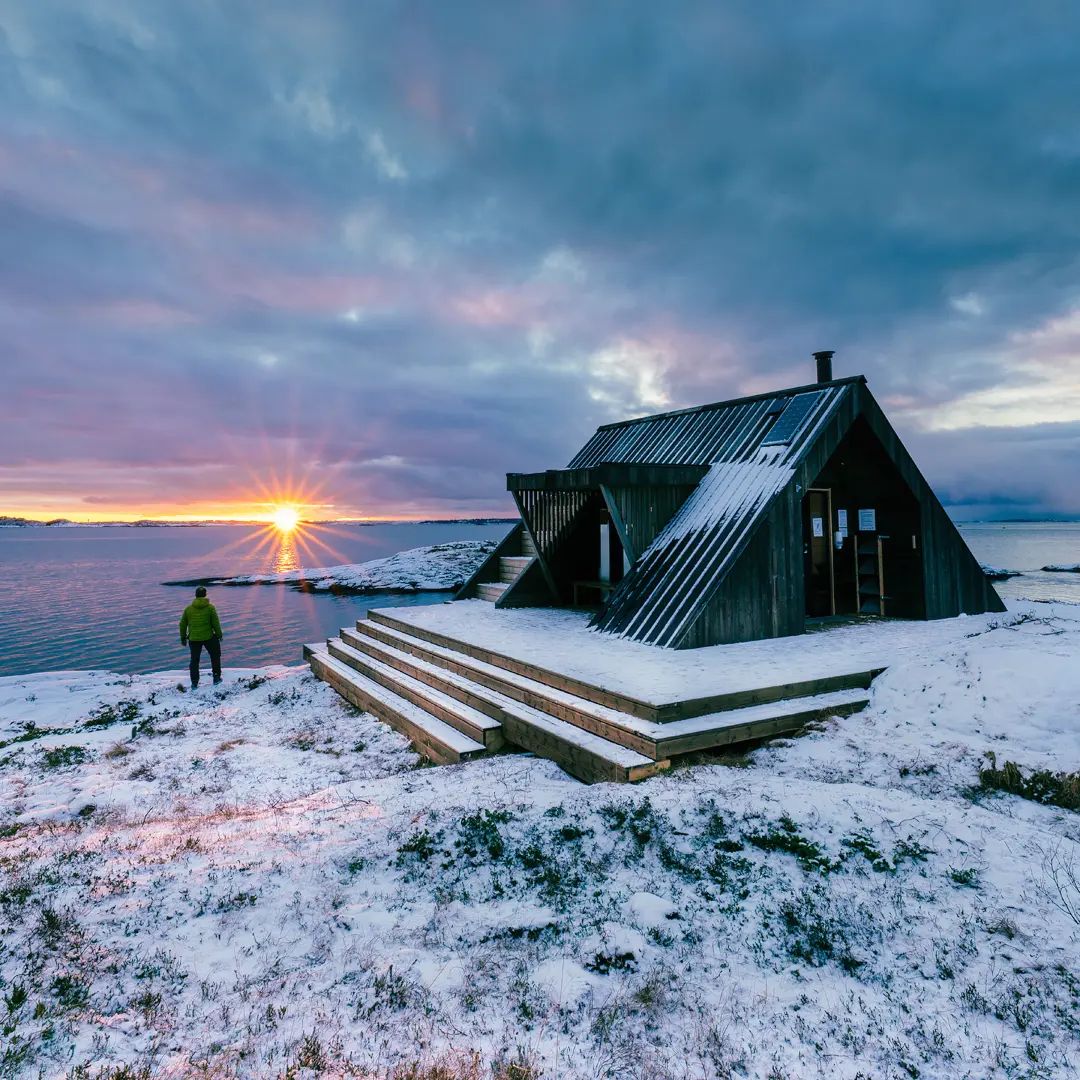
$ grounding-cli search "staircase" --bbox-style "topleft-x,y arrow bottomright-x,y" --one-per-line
459,525 -> 537,604
306,609 -> 881,784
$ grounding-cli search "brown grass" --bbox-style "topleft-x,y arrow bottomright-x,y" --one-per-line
980,752 -> 1080,812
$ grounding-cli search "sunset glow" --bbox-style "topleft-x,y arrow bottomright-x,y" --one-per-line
271,506 -> 301,533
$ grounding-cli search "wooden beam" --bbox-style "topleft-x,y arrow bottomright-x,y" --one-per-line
600,483 -> 636,564
507,464 -> 709,492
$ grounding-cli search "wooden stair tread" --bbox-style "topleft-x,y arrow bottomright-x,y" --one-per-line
352,619 -> 653,735
656,687 -> 869,742
659,686 -> 869,735
328,636 -> 502,744
306,646 -> 486,760
347,623 -> 870,758
342,628 -> 660,774
368,608 -> 882,721
477,582 -> 509,601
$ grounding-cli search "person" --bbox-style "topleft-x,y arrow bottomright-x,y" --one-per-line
179,586 -> 224,688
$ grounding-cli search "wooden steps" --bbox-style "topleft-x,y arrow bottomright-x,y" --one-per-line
305,646 -> 487,765
326,637 -> 504,749
367,609 -> 882,721
455,523 -> 538,603
306,613 -> 883,784
499,556 -> 531,582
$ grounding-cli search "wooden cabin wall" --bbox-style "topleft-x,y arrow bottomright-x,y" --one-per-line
515,488 -> 608,604
674,482 -> 805,648
809,419 -> 925,619
603,484 -> 697,562
851,386 -> 1004,618
671,382 -> 1003,649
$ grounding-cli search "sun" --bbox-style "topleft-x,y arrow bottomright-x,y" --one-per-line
271,506 -> 301,533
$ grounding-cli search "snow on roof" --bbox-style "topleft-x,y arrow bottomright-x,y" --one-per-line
594,384 -> 847,646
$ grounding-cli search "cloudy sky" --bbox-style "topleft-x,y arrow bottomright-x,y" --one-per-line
2,1 -> 1079,521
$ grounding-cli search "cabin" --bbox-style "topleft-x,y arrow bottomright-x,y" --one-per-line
458,352 -> 1005,648
307,352 -> 1006,783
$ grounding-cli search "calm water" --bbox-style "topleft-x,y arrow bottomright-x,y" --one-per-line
0,522 -> 514,677
957,522 -> 1080,604
0,521 -> 1075,678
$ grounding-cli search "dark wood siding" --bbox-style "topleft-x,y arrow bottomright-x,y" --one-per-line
603,485 -> 697,562
671,382 -> 1004,648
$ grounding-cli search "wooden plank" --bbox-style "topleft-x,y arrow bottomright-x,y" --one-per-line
507,464 -> 709,491
307,649 -> 486,765
653,689 -> 870,757
368,608 -> 662,720
661,668 -> 885,721
327,638 -> 504,749
599,483 -> 636,564
345,623 -> 662,756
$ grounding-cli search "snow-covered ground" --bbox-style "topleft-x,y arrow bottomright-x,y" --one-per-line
180,540 -> 496,593
2,604 -> 1079,1078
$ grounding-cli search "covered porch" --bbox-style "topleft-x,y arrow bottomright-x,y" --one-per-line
503,463 -> 707,609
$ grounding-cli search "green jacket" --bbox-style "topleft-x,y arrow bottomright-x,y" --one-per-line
179,597 -> 223,644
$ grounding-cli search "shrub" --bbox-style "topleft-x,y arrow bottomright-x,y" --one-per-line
746,815 -> 835,873
84,700 -> 140,728
949,867 -> 981,888
455,809 -> 513,861
979,753 -> 1080,812
40,745 -> 87,769
396,829 -> 440,865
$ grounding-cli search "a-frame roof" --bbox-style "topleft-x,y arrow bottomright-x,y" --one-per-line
588,378 -> 858,645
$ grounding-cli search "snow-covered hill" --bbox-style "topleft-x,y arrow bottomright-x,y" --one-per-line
1,603 -> 1078,1078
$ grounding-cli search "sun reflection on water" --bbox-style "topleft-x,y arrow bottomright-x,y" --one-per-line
273,532 -> 299,574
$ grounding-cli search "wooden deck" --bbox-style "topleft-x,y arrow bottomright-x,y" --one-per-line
306,608 -> 883,784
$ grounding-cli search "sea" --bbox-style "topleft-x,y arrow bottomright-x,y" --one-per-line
0,521 -> 515,678
0,520 -> 1076,678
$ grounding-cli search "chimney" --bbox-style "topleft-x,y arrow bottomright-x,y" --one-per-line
813,350 -> 835,383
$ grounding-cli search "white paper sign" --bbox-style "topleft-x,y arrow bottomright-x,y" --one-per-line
858,508 -> 877,532
812,516 -> 824,538
837,509 -> 848,537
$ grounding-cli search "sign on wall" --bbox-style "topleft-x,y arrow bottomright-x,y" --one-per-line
837,509 -> 848,537
858,508 -> 877,532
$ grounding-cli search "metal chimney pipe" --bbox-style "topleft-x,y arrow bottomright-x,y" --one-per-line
813,350 -> 835,383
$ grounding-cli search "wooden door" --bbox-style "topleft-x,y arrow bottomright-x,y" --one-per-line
803,489 -> 835,617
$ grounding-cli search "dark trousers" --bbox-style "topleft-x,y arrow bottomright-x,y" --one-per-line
188,636 -> 221,685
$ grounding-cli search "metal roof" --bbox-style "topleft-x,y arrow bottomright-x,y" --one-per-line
586,379 -> 856,646
568,376 -> 864,469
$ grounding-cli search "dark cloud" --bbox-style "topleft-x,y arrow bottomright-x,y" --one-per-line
1,1 -> 1078,518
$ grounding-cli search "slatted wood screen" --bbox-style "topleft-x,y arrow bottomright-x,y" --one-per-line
515,489 -> 590,564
